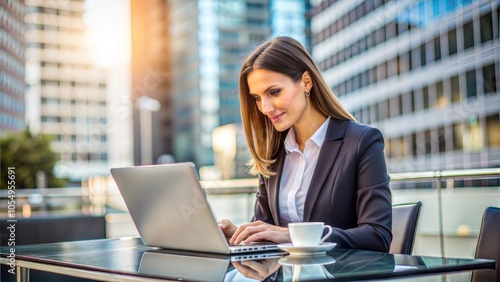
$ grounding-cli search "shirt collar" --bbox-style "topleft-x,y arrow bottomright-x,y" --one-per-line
284,128 -> 298,154
284,118 -> 330,154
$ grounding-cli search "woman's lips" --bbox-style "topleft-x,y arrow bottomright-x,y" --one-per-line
270,113 -> 284,123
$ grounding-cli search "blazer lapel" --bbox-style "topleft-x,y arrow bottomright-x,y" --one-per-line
303,118 -> 348,222
268,147 -> 286,226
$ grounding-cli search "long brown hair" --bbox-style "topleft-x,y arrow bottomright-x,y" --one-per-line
239,36 -> 355,177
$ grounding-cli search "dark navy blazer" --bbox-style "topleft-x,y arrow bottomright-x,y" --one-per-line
254,118 -> 393,252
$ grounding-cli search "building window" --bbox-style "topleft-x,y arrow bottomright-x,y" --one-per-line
402,91 -> 412,113
377,62 -> 387,81
453,123 -> 463,151
466,116 -> 483,151
368,67 -> 377,84
375,27 -> 386,45
433,36 -> 441,61
486,114 -> 500,147
390,95 -> 402,118
362,106 -> 370,124
49,134 -> 62,141
414,89 -> 423,111
399,52 -> 410,73
412,46 -> 421,69
448,29 -> 458,55
362,71 -> 370,88
371,103 -> 378,122
424,130 -> 432,154
378,100 -> 389,120
438,127 -> 446,153
466,70 -> 477,98
450,75 -> 461,102
412,133 -> 418,157
41,116 -> 61,122
387,57 -> 398,77
420,43 -> 427,67
410,91 -> 416,112
462,21 -> 474,50
482,63 -> 497,94
435,81 -> 446,108
497,7 -> 500,39
423,86 -> 429,109
390,136 -> 404,158
479,12 -> 493,43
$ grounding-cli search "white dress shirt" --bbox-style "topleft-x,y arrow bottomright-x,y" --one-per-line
278,118 -> 330,226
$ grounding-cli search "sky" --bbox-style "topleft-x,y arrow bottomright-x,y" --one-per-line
83,0 -> 131,68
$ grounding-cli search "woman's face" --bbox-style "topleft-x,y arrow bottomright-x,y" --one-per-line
247,68 -> 310,132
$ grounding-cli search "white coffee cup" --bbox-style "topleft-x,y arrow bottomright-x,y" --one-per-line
288,222 -> 333,247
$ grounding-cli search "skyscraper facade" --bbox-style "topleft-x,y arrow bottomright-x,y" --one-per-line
271,0 -> 311,50
130,0 -> 173,165
24,0 -> 111,181
311,0 -> 499,173
0,0 -> 26,134
170,0 -> 310,169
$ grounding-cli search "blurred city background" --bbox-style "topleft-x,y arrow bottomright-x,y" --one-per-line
0,0 -> 499,280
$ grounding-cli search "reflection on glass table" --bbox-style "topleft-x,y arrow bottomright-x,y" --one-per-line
279,254 -> 336,281
139,249 -> 284,282
0,238 -> 494,282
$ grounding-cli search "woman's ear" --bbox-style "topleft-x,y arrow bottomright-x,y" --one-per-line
301,71 -> 313,90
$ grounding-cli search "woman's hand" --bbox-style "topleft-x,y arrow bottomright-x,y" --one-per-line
229,220 -> 291,245
218,219 -> 238,241
231,258 -> 281,281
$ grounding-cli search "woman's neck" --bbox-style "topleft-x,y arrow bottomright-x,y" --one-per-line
293,112 -> 328,151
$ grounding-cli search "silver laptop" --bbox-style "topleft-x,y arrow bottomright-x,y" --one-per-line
110,162 -> 279,254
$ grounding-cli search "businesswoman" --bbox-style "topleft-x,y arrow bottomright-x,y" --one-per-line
219,36 -> 392,252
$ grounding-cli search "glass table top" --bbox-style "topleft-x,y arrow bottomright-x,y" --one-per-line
0,238 -> 495,281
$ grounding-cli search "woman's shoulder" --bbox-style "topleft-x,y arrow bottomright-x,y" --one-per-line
329,119 -> 383,141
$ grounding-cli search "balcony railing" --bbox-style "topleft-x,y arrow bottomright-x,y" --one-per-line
1,168 -> 498,258
1,168 -> 498,213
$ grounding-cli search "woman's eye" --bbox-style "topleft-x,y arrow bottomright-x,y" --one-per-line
252,96 -> 261,102
270,89 -> 280,96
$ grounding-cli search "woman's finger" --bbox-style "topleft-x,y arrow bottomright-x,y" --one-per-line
229,221 -> 266,244
218,219 -> 237,239
231,224 -> 270,245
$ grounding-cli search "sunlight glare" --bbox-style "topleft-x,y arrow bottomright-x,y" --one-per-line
84,1 -> 130,68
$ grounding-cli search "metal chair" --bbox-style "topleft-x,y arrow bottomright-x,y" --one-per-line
389,201 -> 422,255
471,206 -> 499,282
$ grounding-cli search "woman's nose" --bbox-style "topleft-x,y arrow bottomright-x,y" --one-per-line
260,97 -> 274,115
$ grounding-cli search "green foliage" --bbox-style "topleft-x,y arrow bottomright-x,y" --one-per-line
1,128 -> 67,189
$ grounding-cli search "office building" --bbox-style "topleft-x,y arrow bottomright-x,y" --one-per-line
0,1 -> 26,134
169,0 -> 310,172
311,0 -> 499,173
130,0 -> 173,165
271,0 -> 311,50
129,0 -> 309,174
24,0 -> 112,181
169,0 -> 268,168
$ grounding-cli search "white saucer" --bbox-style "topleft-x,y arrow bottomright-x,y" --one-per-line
279,254 -> 336,266
277,242 -> 337,256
